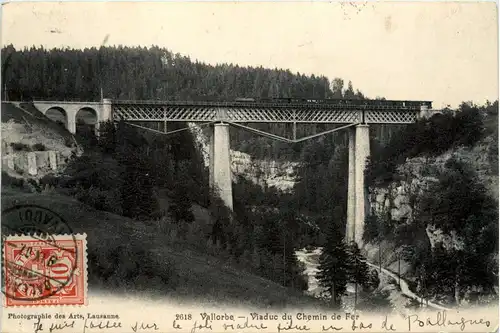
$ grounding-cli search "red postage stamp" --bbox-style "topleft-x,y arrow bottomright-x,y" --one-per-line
3,234 -> 87,307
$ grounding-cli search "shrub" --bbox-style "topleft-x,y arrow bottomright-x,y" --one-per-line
356,290 -> 392,312
405,296 -> 422,310
32,143 -> 46,151
64,136 -> 76,148
39,174 -> 60,188
10,142 -> 31,151
74,186 -> 123,216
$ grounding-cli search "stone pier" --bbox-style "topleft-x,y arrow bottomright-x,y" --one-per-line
209,123 -> 233,210
346,127 -> 356,242
102,98 -> 113,123
346,124 -> 371,245
67,120 -> 77,135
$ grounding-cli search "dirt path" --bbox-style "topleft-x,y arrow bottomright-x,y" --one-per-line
367,262 -> 451,311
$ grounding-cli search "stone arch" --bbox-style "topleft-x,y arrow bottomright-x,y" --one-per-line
76,107 -> 98,125
44,107 -> 68,129
76,107 -> 99,137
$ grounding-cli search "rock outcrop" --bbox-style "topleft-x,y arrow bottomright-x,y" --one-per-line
188,123 -> 299,192
369,136 -> 497,252
1,118 -> 80,179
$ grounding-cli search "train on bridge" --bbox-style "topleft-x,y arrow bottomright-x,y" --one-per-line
233,97 -> 432,109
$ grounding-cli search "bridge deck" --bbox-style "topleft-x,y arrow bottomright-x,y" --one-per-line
24,98 -> 432,124
112,99 -> 432,124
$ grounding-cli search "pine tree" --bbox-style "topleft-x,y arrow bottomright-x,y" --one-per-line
98,120 -> 117,154
209,193 -> 232,247
316,222 -> 349,307
346,241 -> 370,287
118,148 -> 157,220
168,179 -> 195,224
346,241 -> 370,309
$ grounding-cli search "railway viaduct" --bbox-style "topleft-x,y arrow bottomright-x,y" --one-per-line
16,98 -> 434,245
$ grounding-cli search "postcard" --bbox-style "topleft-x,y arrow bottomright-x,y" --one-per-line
1,1 -> 498,332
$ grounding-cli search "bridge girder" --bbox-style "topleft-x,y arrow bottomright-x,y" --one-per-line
111,99 -> 430,124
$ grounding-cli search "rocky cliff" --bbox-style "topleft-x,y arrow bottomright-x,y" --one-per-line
365,129 -> 498,282
1,104 -> 81,179
188,123 -> 299,192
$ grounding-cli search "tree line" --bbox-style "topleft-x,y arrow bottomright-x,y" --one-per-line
1,44 -> 364,102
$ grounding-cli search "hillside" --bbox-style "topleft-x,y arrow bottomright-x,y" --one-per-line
1,188 -> 325,309
363,103 -> 499,307
1,102 -> 76,152
1,102 -> 80,179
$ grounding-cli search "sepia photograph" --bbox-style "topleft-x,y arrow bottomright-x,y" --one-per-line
0,1 -> 498,332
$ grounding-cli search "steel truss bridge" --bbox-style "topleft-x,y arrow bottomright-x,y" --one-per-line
111,98 -> 432,124
112,98 -> 432,143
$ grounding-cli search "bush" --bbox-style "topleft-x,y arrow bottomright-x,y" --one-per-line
64,136 -> 76,148
357,290 -> 392,312
405,297 -> 422,310
74,186 -> 123,216
39,174 -> 60,188
32,143 -> 46,151
10,142 -> 31,152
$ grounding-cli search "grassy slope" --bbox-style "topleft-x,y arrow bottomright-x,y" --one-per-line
1,188 -> 325,310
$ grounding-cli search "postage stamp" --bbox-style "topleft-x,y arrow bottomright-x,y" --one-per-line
3,234 -> 87,307
1,205 -> 87,307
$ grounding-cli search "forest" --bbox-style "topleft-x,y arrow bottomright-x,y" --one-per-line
2,45 -> 498,308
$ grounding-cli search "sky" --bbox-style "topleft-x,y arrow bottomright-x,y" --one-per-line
1,1 -> 498,108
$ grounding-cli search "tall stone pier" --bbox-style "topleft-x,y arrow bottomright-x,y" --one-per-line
346,128 -> 356,242
68,120 -> 77,135
346,124 -> 371,245
209,122 -> 233,210
101,98 -> 113,122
